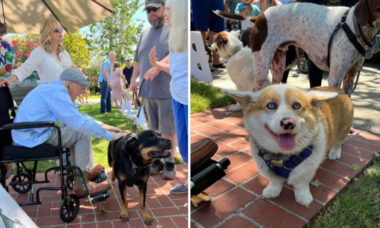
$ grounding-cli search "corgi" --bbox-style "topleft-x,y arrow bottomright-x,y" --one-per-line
223,85 -> 353,206
211,31 -> 266,112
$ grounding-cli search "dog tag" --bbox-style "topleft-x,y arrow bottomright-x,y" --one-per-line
365,50 -> 373,59
271,160 -> 283,167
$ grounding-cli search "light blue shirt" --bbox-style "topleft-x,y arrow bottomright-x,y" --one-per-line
235,3 -> 261,17
98,58 -> 112,83
12,80 -> 114,148
169,51 -> 188,105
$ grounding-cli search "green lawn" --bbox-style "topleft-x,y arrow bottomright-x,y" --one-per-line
191,78 -> 380,227
191,77 -> 235,114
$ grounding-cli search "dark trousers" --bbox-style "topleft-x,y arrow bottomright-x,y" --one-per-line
308,59 -> 323,88
100,80 -> 111,113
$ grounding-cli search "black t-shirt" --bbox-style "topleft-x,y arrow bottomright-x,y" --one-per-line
122,66 -> 134,86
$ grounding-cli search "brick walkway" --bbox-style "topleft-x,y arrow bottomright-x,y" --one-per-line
6,164 -> 188,228
191,107 -> 378,228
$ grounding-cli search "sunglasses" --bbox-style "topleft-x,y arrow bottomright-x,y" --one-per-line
146,7 -> 159,13
54,27 -> 63,32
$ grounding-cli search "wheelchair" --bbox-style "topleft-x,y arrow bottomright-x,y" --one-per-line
191,138 -> 230,206
0,85 -> 109,222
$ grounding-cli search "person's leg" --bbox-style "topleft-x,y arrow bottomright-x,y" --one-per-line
158,98 -> 177,180
308,59 -> 323,88
171,99 -> 188,163
169,99 -> 188,194
46,126 -> 94,171
85,90 -> 89,103
106,86 -> 112,112
46,126 -> 110,195
100,81 -> 107,113
209,0 -> 225,67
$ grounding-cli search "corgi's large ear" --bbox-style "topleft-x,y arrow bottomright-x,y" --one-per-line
306,89 -> 342,108
222,89 -> 259,112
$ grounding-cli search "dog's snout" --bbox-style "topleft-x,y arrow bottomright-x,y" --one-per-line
280,117 -> 296,130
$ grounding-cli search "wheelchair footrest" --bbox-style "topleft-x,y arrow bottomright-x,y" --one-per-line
90,191 -> 110,204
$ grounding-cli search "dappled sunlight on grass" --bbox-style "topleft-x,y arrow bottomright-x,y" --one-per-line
191,77 -> 235,114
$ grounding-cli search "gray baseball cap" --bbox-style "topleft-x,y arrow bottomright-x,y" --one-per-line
59,68 -> 89,87
145,0 -> 165,10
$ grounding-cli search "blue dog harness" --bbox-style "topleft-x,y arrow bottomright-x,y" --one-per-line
258,145 -> 313,179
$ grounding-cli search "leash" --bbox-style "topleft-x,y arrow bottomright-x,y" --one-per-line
131,79 -> 145,133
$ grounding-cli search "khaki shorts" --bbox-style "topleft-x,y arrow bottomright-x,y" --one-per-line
143,97 -> 176,135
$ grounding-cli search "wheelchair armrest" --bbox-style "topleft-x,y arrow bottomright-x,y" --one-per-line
1,121 -> 57,130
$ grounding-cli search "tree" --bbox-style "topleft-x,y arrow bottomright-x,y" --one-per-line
63,31 -> 90,68
86,0 -> 144,62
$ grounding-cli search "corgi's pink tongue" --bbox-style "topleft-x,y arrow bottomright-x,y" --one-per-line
277,134 -> 296,151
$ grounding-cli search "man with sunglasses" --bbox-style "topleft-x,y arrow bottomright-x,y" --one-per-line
129,0 -> 178,180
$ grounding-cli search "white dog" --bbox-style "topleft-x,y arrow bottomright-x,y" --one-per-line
224,85 -> 353,206
211,31 -> 268,111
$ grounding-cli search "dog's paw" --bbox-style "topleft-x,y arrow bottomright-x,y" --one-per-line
228,103 -> 241,112
144,216 -> 153,225
328,147 -> 341,160
262,185 -> 282,199
120,213 -> 129,222
294,189 -> 313,207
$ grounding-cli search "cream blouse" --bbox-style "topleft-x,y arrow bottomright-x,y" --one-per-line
13,46 -> 72,82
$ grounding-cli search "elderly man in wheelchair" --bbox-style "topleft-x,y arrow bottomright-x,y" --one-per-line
0,68 -> 125,222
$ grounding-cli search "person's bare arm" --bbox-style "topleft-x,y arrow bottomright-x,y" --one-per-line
104,67 -> 111,87
129,62 -> 140,93
149,47 -> 170,74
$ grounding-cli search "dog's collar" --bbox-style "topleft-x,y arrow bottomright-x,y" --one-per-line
258,145 -> 313,179
228,45 -> 242,59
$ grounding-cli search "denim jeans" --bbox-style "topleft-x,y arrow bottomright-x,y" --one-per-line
172,98 -> 188,163
100,80 -> 111,113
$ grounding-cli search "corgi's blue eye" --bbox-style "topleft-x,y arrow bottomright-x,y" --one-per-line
267,103 -> 277,110
293,102 -> 301,109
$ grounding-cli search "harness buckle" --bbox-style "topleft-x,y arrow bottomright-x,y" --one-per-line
270,159 -> 283,167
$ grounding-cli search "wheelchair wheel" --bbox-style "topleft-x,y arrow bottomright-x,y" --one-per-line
59,194 -> 80,223
11,173 -> 32,193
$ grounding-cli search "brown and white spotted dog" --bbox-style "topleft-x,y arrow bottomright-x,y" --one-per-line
215,0 -> 380,94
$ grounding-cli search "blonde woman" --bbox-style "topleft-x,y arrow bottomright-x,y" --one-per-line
144,0 -> 188,194
5,18 -> 73,84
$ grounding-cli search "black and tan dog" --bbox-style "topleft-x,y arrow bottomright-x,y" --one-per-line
108,130 -> 171,225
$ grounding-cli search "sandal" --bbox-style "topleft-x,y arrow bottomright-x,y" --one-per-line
86,164 -> 104,181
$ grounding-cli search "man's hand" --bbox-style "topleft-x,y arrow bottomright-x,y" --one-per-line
113,132 -> 128,141
101,123 -> 123,133
129,80 -> 137,93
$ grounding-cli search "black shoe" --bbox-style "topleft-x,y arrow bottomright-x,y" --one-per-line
163,162 -> 176,180
150,159 -> 164,176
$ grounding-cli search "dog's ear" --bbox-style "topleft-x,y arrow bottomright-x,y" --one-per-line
306,89 -> 342,109
222,89 -> 259,112
215,33 -> 228,49
354,0 -> 369,26
125,135 -> 138,149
